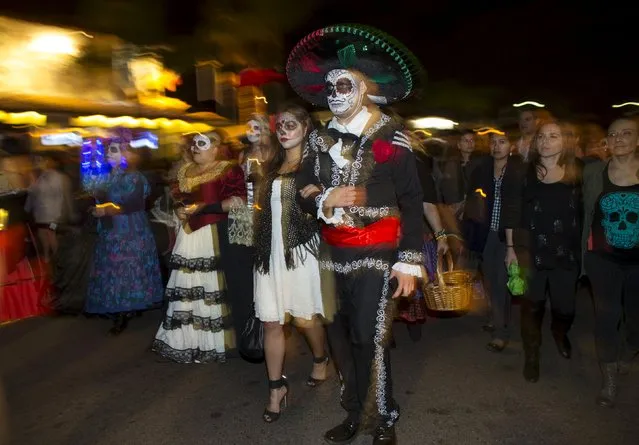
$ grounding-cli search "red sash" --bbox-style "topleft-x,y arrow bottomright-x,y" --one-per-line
322,217 -> 400,248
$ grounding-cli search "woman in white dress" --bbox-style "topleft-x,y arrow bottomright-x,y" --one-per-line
152,130 -> 246,363
253,105 -> 327,423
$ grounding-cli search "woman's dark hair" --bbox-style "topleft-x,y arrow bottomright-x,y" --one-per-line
265,104 -> 313,177
529,120 -> 578,182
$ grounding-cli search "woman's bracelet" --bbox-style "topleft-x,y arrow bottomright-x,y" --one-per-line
434,229 -> 447,240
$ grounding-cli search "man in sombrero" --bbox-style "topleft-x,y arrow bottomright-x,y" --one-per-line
289,25 -> 425,445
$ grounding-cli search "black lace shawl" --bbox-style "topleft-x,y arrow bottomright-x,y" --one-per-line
253,172 -> 319,274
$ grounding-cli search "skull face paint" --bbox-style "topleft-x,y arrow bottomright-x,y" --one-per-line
106,142 -> 122,167
191,133 -> 213,152
246,119 -> 263,144
600,191 -> 639,249
325,69 -> 363,117
275,112 -> 304,150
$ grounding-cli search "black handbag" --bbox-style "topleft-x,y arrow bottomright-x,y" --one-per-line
239,308 -> 264,362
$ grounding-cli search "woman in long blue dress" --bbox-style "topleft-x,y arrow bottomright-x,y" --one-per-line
85,137 -> 164,335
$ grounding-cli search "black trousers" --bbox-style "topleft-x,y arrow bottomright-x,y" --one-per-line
325,246 -> 399,428
217,219 -> 255,351
521,267 -> 578,349
526,268 -> 578,314
585,252 -> 639,363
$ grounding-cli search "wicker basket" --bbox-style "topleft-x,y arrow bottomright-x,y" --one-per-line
423,252 -> 474,311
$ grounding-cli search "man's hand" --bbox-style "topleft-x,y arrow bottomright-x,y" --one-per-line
390,269 -> 416,299
300,184 -> 321,199
325,186 -> 366,208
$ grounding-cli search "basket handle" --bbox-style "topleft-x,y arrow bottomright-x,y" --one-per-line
435,251 -> 455,286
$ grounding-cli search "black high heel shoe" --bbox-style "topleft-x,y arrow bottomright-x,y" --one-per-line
306,355 -> 329,387
262,376 -> 289,423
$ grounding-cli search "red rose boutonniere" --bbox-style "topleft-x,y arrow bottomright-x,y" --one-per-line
372,140 -> 395,164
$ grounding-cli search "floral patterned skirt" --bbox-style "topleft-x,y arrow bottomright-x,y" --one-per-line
85,215 -> 163,314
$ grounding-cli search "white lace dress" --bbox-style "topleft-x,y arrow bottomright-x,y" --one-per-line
253,178 -> 324,324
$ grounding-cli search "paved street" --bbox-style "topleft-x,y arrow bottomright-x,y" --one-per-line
1,293 -> 638,445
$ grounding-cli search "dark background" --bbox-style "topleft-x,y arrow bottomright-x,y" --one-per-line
1,0 -> 636,119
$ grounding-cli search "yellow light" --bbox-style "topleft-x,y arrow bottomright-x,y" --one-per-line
475,188 -> 487,198
411,117 -> 458,130
69,115 -> 213,133
612,102 -> 639,108
0,208 -> 8,231
255,96 -> 268,104
513,101 -> 545,108
475,127 -> 505,136
95,203 -> 121,210
247,157 -> 262,165
28,34 -> 78,56
413,129 -> 432,137
0,110 -> 47,126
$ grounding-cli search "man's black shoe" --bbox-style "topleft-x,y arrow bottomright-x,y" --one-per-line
373,425 -> 397,444
324,419 -> 359,444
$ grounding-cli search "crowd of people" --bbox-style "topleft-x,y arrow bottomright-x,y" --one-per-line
1,24 -> 637,445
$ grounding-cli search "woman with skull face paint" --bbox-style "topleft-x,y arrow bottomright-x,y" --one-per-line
581,117 -> 639,408
253,104 -> 327,423
85,136 -> 164,335
503,121 -> 582,383
152,130 -> 246,363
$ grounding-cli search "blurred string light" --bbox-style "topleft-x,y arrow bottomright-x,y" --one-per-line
130,131 -> 159,149
410,117 -> 458,130
0,110 -> 47,126
70,115 -> 213,133
474,127 -> 505,136
255,96 -> 268,104
513,101 -> 545,108
41,132 -> 83,147
413,129 -> 432,137
612,102 -> 639,108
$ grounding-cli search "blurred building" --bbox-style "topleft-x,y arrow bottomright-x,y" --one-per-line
0,16 -> 227,158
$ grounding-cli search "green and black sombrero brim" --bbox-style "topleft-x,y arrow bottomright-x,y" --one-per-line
286,24 -> 425,107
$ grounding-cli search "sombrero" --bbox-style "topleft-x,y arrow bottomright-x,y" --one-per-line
286,24 -> 424,108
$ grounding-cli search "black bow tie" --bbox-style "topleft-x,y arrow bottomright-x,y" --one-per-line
327,128 -> 360,145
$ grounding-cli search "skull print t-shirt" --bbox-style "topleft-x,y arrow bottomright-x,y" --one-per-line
591,165 -> 639,262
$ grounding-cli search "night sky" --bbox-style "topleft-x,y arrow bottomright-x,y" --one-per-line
2,0 -> 636,119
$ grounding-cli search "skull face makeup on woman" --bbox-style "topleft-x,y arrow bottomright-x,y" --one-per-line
190,132 -> 221,164
325,69 -> 365,117
106,142 -> 123,167
246,119 -> 263,144
275,112 -> 304,149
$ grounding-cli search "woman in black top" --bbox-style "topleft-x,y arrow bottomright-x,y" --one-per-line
504,120 -> 582,383
582,117 -> 639,408
463,132 -> 524,352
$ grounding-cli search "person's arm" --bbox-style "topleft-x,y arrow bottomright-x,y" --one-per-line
502,162 -> 526,267
392,144 -> 424,277
193,165 -> 247,215
295,140 -> 323,216
416,154 -> 449,253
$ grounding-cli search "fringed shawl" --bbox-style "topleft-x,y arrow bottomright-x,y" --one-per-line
253,172 -> 319,274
